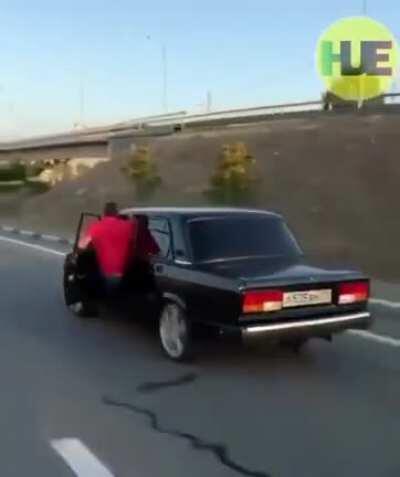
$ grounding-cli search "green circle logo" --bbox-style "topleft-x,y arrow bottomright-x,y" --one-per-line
316,16 -> 399,101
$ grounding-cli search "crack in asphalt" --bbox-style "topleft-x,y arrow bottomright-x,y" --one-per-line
136,373 -> 198,394
102,396 -> 271,477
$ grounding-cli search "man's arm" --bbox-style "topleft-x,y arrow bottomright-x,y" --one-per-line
78,222 -> 97,250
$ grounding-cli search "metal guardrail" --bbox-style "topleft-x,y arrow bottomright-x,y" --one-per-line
0,111 -> 188,151
384,93 -> 400,104
106,111 -> 187,132
1,93 -> 400,151
145,100 -> 323,127
144,94 -> 400,128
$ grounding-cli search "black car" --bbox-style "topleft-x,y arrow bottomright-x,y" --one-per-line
63,207 -> 372,361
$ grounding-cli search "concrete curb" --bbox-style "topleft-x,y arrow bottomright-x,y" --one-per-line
0,225 -> 74,246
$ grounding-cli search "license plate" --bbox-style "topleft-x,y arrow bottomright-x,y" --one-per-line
283,289 -> 332,308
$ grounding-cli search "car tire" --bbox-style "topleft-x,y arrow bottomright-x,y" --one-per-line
159,302 -> 192,362
68,300 -> 98,318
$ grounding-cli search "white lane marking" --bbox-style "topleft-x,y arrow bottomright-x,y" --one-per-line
1,226 -> 16,232
42,234 -> 62,242
348,329 -> 400,348
51,439 -> 115,477
370,298 -> 400,309
20,230 -> 35,237
0,235 -> 65,257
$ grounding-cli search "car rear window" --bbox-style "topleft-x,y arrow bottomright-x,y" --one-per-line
188,215 -> 302,263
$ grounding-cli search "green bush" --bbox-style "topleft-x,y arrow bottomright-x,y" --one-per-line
206,142 -> 256,205
0,163 -> 26,182
122,146 -> 161,200
25,178 -> 51,194
0,181 -> 24,193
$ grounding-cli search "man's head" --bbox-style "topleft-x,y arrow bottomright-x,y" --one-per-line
103,201 -> 119,217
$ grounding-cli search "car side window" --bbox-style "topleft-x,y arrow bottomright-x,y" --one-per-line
148,218 -> 171,259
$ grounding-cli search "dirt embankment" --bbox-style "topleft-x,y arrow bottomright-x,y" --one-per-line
2,112 -> 399,280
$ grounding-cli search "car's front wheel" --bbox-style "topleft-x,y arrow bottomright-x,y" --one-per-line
159,302 -> 192,361
68,299 -> 98,318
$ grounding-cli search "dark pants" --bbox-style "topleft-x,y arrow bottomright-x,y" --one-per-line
103,275 -> 122,297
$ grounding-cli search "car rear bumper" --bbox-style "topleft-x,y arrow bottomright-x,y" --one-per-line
241,311 -> 372,339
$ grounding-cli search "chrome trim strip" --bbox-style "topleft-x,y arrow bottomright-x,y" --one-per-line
244,312 -> 370,334
174,259 -> 192,266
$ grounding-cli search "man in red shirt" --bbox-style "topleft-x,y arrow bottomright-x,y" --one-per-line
80,202 -> 137,292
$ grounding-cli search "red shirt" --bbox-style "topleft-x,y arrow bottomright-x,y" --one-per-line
85,216 -> 137,277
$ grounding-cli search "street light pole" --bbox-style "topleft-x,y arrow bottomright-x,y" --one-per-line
362,0 -> 367,15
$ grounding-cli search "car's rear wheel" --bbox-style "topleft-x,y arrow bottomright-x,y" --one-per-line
159,302 -> 192,361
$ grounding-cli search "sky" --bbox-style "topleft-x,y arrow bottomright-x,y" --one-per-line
0,0 -> 399,139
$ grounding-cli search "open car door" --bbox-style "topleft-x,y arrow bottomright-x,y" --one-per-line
73,212 -> 101,253
64,213 -> 100,307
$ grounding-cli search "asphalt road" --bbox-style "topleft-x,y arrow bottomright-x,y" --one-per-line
0,234 -> 400,477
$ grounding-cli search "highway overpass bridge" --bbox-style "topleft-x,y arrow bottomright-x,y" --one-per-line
1,95 -> 399,163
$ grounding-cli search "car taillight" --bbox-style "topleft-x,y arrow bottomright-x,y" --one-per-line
338,281 -> 369,305
243,290 -> 283,313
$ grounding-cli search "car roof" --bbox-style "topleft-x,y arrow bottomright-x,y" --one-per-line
121,206 -> 282,219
